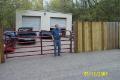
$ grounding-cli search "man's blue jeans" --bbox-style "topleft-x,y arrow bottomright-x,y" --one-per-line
54,40 -> 61,56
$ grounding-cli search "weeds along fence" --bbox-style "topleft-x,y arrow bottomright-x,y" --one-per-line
74,21 -> 120,53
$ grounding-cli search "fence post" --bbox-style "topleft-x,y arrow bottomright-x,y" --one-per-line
40,31 -> 43,55
74,21 -> 83,53
70,31 -> 72,53
0,22 -> 5,63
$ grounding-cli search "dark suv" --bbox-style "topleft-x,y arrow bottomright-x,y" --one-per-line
39,31 -> 52,39
4,31 -> 16,53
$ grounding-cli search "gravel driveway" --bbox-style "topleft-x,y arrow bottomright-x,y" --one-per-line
0,49 -> 120,80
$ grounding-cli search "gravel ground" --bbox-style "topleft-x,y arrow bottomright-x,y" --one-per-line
0,49 -> 120,80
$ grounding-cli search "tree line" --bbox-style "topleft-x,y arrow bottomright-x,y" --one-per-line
0,0 -> 43,29
48,0 -> 120,21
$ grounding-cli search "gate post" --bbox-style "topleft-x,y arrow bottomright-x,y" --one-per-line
40,31 -> 43,55
0,22 -> 5,63
70,31 -> 72,53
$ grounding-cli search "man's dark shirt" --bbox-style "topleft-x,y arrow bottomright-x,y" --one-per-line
52,28 -> 61,40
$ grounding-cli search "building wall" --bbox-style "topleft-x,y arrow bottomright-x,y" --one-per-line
16,10 -> 72,33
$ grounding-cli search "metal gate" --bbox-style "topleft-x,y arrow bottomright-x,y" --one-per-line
4,30 -> 74,59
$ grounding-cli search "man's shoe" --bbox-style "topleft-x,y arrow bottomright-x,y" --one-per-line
54,55 -> 57,56
58,54 -> 61,56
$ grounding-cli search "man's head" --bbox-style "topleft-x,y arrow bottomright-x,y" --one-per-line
55,24 -> 59,28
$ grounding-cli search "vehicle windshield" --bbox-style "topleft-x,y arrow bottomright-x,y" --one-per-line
18,33 -> 36,37
4,31 -> 16,37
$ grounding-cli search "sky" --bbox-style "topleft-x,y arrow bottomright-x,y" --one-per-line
44,0 -> 51,2
43,0 -> 51,5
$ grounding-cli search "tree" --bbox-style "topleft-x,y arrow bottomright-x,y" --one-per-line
92,0 -> 120,21
0,0 -> 43,29
48,0 -> 120,21
0,0 -> 16,29
32,0 -> 43,10
49,0 -> 72,12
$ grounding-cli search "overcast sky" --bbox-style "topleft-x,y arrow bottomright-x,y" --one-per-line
44,0 -> 51,3
43,0 -> 51,5
44,0 -> 51,2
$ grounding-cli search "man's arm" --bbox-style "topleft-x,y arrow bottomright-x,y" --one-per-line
59,29 -> 62,36
52,35 -> 54,40
51,30 -> 54,40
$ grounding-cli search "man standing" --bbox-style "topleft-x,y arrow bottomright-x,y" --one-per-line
52,24 -> 61,56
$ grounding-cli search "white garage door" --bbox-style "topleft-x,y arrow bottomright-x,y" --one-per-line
50,17 -> 66,28
22,16 -> 41,31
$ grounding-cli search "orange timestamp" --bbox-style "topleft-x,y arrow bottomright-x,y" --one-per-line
82,71 -> 109,77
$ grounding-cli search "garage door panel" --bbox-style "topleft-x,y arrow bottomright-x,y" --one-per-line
22,16 -> 41,31
50,18 -> 66,28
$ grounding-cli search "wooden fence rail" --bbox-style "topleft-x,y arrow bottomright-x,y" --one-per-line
74,21 -> 120,53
